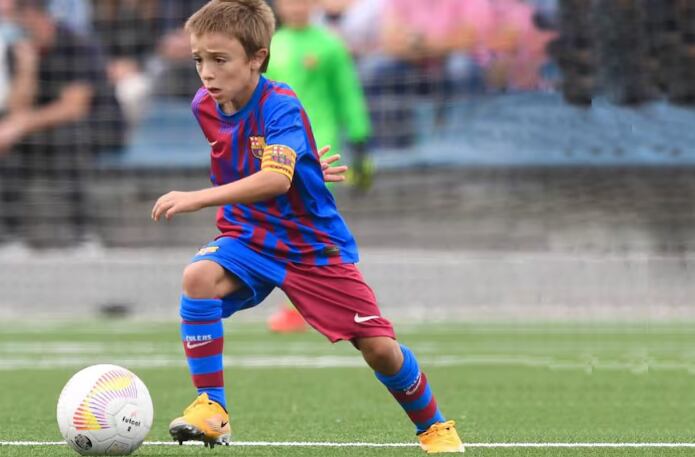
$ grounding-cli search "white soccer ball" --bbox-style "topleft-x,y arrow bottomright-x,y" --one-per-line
56,364 -> 154,456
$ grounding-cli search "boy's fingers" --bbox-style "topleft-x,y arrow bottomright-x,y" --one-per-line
165,204 -> 177,220
153,206 -> 163,222
318,145 -> 331,157
325,165 -> 348,175
324,154 -> 341,165
153,198 -> 173,221
320,155 -> 341,170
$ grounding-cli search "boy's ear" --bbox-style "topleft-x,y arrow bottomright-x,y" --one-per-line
251,48 -> 269,71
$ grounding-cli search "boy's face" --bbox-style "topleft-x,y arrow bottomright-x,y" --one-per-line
190,32 -> 266,107
275,0 -> 314,28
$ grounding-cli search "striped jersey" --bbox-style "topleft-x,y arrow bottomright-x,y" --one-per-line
191,76 -> 358,266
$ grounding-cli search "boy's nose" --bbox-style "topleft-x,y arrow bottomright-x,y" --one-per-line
200,65 -> 214,81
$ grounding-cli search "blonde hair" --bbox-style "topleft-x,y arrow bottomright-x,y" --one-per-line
185,0 -> 276,72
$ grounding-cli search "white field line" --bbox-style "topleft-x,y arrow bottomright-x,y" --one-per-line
3,340 -> 692,354
1,354 -> 695,373
3,321 -> 695,336
2,441 -> 695,448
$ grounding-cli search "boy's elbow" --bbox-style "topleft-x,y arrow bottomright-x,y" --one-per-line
276,176 -> 292,194
280,178 -> 292,193
264,171 -> 292,195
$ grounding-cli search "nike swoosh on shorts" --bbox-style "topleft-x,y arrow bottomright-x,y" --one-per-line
354,313 -> 380,323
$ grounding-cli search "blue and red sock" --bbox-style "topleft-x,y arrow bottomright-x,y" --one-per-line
375,344 -> 445,433
179,295 -> 226,409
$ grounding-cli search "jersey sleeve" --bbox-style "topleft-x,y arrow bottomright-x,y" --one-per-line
262,97 -> 312,181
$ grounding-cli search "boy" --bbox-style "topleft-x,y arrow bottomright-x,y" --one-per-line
151,0 -> 464,453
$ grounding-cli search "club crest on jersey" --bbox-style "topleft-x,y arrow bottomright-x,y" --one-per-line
249,136 -> 266,159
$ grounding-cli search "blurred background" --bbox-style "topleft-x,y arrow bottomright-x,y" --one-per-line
0,0 -> 694,322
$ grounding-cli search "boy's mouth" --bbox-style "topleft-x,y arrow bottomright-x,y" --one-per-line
207,87 -> 222,96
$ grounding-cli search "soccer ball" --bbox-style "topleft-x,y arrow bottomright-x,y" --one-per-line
56,364 -> 154,456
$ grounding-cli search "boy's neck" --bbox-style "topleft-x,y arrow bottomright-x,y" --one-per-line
220,73 -> 261,115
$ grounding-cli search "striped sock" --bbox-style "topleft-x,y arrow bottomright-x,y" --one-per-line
375,344 -> 445,433
179,295 -> 226,409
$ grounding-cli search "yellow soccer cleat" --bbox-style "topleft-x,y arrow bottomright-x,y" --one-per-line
169,393 -> 231,448
418,420 -> 465,454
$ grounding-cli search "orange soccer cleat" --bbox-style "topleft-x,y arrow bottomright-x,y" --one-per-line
169,393 -> 230,448
418,420 -> 465,454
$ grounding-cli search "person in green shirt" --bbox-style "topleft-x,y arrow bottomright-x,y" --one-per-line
265,0 -> 373,333
266,0 -> 372,193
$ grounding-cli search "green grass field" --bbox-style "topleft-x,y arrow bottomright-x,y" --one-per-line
1,320 -> 694,456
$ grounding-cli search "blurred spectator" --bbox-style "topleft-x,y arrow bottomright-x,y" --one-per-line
316,0 -> 384,57
0,0 -> 124,247
378,0 -> 483,89
92,0 -> 158,128
266,0 -> 372,190
0,0 -> 22,112
529,0 -> 559,30
359,0 -> 486,147
151,0 -> 214,98
482,0 -> 555,91
48,0 -> 91,35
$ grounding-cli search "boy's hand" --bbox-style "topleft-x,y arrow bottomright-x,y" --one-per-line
152,190 -> 204,221
318,145 -> 348,183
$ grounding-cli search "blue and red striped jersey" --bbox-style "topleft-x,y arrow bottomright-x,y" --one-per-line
191,76 -> 358,266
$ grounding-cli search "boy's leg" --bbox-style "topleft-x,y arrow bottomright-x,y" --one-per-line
356,337 -> 445,432
170,260 -> 240,447
281,263 -> 464,453
180,260 -> 241,407
170,238 -> 284,447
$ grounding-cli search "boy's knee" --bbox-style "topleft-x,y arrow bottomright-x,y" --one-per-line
356,337 -> 402,374
182,261 -> 219,298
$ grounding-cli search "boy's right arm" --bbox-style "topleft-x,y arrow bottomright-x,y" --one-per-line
151,169 -> 290,221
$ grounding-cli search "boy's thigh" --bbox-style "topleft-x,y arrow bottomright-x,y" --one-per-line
281,263 -> 395,343
190,237 -> 285,317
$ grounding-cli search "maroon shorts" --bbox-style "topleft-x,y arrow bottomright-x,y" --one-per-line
281,263 -> 396,343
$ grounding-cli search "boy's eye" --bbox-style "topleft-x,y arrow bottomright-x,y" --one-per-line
215,58 -> 226,64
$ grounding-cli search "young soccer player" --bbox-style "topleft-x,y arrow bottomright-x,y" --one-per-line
151,0 -> 464,453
